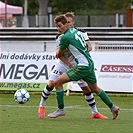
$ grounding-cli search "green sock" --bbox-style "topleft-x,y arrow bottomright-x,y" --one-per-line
98,90 -> 113,108
56,89 -> 64,109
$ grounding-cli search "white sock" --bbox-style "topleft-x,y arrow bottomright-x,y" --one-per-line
85,93 -> 98,114
39,86 -> 51,106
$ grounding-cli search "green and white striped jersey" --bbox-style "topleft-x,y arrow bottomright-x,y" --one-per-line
59,28 -> 93,66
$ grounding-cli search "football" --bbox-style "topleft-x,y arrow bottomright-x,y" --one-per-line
14,89 -> 30,104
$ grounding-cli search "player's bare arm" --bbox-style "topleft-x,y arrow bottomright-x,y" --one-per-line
59,55 -> 73,68
86,40 -> 92,52
56,48 -> 73,68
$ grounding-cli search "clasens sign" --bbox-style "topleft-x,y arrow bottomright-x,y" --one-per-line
94,52 -> 133,93
100,65 -> 133,73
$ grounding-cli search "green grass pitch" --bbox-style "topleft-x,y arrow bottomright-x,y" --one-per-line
0,92 -> 133,133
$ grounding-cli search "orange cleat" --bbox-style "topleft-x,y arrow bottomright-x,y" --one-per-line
92,112 -> 108,119
38,106 -> 45,119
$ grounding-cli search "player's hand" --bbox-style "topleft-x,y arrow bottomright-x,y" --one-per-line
68,63 -> 74,68
68,55 -> 74,62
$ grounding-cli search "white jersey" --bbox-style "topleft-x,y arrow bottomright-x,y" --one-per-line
49,29 -> 89,87
56,34 -> 72,65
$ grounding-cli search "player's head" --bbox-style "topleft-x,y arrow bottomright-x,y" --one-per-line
64,12 -> 75,28
54,15 -> 68,34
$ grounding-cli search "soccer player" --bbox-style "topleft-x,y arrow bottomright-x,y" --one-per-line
38,12 -> 108,120
53,15 -> 120,120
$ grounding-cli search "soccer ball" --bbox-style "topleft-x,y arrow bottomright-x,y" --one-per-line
14,89 -> 30,104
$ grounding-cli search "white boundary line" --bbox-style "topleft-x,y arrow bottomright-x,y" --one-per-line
0,104 -> 132,111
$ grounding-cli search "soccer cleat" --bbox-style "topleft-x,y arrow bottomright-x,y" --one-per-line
92,112 -> 108,119
38,106 -> 45,119
48,108 -> 66,118
111,106 -> 120,120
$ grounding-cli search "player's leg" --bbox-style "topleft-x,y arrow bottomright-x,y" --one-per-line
79,63 -> 120,120
79,82 -> 108,119
64,65 -> 100,118
48,72 -> 71,118
38,79 -> 55,119
48,66 -> 90,118
38,64 -> 66,119
47,88 -> 66,118
88,83 -> 120,120
39,81 -> 54,106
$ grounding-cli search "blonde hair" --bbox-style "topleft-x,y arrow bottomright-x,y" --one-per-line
64,12 -> 75,20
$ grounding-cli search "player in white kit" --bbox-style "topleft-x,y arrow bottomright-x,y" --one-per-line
38,12 -> 108,119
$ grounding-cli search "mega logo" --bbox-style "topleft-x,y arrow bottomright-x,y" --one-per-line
0,64 -> 49,80
100,65 -> 133,73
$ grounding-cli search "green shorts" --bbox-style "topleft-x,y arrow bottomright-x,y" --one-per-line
66,64 -> 97,84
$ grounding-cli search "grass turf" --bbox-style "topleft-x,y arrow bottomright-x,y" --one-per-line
0,93 -> 133,133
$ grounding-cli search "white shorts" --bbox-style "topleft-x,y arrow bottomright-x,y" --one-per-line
49,60 -> 88,87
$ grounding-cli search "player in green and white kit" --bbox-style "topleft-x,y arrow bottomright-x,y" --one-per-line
60,28 -> 96,83
54,15 -> 120,120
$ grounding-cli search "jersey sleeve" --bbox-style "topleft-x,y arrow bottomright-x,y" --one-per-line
55,34 -> 62,47
82,32 -> 90,41
59,35 -> 69,50
76,28 -> 89,41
